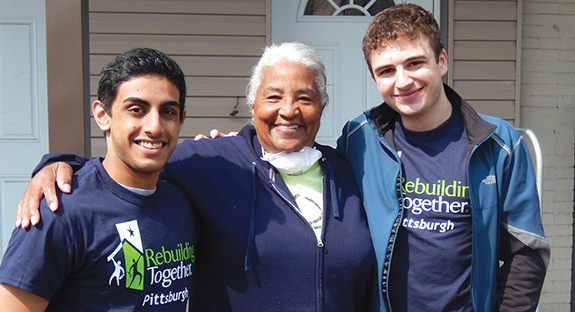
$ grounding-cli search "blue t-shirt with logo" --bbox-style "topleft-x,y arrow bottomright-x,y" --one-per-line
389,107 -> 473,311
0,158 -> 197,311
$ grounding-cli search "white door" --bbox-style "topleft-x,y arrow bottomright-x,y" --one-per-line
0,0 -> 49,256
271,0 -> 438,147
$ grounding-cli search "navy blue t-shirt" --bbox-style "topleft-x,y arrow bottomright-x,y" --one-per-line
0,158 -> 197,311
389,107 -> 473,311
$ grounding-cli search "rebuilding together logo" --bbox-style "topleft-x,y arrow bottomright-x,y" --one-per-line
107,220 -> 194,306
400,178 -> 471,233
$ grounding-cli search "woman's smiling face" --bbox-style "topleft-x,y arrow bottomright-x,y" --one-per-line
251,60 -> 324,153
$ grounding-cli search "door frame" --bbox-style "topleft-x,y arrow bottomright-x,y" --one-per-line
46,0 -> 90,156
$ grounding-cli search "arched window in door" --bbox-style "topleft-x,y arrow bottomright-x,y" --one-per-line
303,0 -> 396,17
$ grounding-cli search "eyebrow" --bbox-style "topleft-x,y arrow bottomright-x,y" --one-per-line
161,101 -> 181,108
404,54 -> 429,63
298,87 -> 317,95
372,54 -> 429,73
123,97 -> 180,107
263,86 -> 282,93
123,97 -> 150,105
263,86 -> 317,94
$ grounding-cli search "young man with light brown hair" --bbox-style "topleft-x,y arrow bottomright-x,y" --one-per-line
337,4 -> 549,311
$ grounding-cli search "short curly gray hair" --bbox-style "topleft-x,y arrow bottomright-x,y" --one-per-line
246,42 -> 329,108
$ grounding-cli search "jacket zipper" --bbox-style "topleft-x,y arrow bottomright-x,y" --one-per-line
379,142 -> 405,312
268,168 -> 325,312
268,177 -> 325,247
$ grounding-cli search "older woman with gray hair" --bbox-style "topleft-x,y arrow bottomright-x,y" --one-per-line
16,42 -> 377,311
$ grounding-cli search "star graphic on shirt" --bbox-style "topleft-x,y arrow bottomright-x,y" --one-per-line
127,227 -> 134,237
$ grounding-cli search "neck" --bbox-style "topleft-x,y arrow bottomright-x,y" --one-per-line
102,157 -> 159,190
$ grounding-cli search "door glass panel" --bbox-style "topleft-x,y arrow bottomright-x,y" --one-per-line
303,0 -> 395,17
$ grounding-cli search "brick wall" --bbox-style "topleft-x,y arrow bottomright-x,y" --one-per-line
521,0 -> 575,310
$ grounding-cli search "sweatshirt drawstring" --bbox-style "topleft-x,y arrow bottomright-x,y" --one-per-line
325,159 -> 340,218
245,162 -> 257,271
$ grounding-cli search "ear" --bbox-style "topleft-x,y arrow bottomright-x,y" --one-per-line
439,49 -> 448,77
93,101 -> 111,132
320,102 -> 326,116
179,109 -> 187,131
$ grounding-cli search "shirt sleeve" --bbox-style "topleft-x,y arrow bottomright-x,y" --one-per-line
0,200 -> 75,301
496,132 -> 549,311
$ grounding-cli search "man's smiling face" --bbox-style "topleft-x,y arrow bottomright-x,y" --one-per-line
370,36 -> 450,131
96,74 -> 184,188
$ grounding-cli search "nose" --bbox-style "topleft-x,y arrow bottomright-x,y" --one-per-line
143,110 -> 163,136
278,97 -> 299,118
395,67 -> 413,89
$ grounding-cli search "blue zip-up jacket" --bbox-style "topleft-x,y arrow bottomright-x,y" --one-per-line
159,125 -> 377,311
34,125 -> 377,311
336,85 -> 550,312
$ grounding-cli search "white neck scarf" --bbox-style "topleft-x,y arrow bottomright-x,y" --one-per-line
261,146 -> 322,175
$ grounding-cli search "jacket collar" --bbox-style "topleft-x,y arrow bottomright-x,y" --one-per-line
368,84 -> 496,148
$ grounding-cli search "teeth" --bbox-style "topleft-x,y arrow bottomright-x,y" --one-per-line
140,142 -> 163,149
277,125 -> 299,129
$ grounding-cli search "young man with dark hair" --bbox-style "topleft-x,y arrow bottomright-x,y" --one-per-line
337,4 -> 549,311
0,47 -> 197,311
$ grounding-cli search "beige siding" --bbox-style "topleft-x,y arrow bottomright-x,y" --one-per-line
89,0 -> 267,157
448,0 -> 522,125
